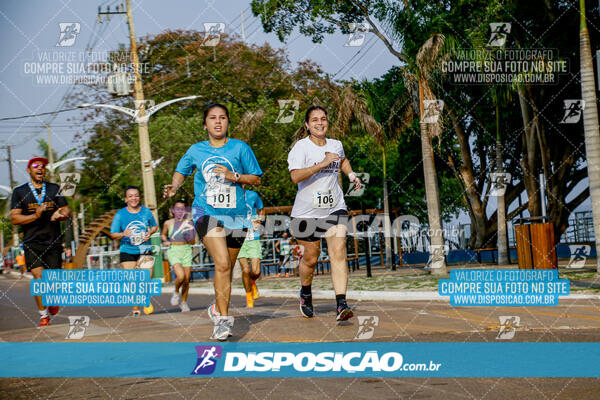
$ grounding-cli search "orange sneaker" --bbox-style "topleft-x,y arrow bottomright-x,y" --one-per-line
285,272 -> 289,278
39,316 -> 50,327
246,292 -> 254,308
277,273 -> 281,277
251,281 -> 259,300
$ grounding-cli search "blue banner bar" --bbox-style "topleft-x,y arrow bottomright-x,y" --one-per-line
0,342 -> 598,377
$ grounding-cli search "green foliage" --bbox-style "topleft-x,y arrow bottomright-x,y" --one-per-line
76,33 -> 342,218
73,29 -> 459,223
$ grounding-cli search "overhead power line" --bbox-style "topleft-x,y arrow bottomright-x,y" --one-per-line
0,107 -> 82,122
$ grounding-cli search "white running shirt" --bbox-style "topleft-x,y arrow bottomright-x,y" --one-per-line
288,136 -> 347,218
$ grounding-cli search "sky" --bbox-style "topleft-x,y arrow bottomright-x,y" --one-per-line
0,0 -> 397,189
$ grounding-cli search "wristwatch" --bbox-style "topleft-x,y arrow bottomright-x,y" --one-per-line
234,172 -> 241,182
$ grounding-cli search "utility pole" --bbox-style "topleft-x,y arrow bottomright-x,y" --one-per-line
6,147 -> 18,247
125,0 -> 158,221
241,10 -> 246,42
46,124 -> 54,182
98,0 -> 159,221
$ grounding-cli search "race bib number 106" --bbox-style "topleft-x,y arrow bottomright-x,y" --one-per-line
313,189 -> 335,209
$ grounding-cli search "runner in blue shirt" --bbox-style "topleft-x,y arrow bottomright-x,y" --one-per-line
110,186 -> 158,317
164,103 -> 262,341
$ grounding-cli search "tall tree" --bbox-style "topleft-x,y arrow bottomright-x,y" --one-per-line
415,34 -> 448,274
492,86 -> 511,265
579,0 -> 600,272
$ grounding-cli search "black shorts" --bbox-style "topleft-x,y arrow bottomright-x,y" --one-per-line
194,215 -> 247,249
23,242 -> 63,271
119,252 -> 152,263
290,209 -> 349,242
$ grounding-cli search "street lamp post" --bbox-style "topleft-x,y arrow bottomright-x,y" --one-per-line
79,95 -> 199,222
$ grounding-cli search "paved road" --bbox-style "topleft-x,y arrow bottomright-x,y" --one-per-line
1,274 -> 600,399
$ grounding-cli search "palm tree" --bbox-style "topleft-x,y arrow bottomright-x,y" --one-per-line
233,108 -> 265,141
492,86 -> 510,265
415,34 -> 448,275
334,86 -> 392,268
579,0 -> 600,273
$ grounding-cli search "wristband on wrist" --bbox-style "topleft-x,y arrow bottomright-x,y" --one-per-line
348,172 -> 357,182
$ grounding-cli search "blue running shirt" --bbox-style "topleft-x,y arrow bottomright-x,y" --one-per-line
110,206 -> 157,254
244,189 -> 264,241
175,138 -> 262,229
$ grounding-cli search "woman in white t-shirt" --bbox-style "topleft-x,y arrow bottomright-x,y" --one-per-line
287,105 -> 362,322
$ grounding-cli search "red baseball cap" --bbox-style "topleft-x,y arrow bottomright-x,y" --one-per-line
27,157 -> 49,169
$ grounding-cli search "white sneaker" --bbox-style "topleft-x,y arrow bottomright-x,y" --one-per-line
170,292 -> 181,306
207,303 -> 220,324
211,316 -> 234,341
179,301 -> 190,312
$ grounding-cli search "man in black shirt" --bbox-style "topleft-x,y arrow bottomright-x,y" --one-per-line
10,156 -> 71,326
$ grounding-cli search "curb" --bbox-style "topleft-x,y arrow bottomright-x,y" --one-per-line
167,286 -> 600,301
9,270 -> 600,301
7,271 -> 32,279
165,286 -> 446,301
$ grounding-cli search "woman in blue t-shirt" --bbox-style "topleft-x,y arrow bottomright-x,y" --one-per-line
110,185 -> 158,317
164,103 -> 262,341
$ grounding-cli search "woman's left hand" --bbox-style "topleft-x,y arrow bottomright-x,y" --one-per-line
213,165 -> 233,181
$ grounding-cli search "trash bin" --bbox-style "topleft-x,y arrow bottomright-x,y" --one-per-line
513,217 -> 557,269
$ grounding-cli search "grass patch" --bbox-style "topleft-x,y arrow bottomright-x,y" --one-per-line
183,267 -> 600,294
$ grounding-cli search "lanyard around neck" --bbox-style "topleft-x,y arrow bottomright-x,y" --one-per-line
28,182 -> 46,206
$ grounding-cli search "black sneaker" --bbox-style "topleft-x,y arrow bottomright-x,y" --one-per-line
336,301 -> 354,322
300,292 -> 314,318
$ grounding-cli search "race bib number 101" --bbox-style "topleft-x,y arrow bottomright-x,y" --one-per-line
207,186 -> 236,208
